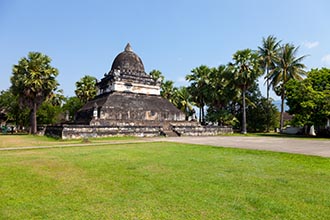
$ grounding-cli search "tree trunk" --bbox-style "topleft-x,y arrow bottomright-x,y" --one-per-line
201,105 -> 205,125
30,102 -> 37,134
241,87 -> 247,134
199,106 -> 202,123
266,67 -> 270,100
266,68 -> 270,132
280,91 -> 285,131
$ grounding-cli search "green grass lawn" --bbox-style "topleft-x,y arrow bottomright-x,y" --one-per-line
1,141 -> 330,219
0,134 -> 136,148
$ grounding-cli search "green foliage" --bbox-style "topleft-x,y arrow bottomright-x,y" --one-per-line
230,49 -> 262,90
75,75 -> 97,104
62,96 -> 84,121
37,101 -> 62,125
172,86 -> 195,120
10,52 -> 59,134
186,65 -> 211,123
286,68 -> 330,133
0,90 -> 29,127
36,89 -> 65,124
246,97 -> 279,132
206,108 -> 238,126
149,69 -> 164,83
229,49 -> 262,133
258,35 -> 281,99
160,80 -> 175,102
1,142 -> 330,219
267,43 -> 307,129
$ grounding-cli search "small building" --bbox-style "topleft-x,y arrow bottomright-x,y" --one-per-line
45,44 -> 232,139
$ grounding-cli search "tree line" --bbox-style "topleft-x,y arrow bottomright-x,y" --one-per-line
1,36 -> 329,136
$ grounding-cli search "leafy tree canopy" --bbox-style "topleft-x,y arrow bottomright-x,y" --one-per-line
286,68 -> 330,129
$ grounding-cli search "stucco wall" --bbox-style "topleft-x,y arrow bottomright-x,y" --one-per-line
45,123 -> 233,140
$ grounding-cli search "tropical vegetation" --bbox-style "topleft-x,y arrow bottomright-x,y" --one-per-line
74,75 -> 97,104
2,35 -> 328,135
286,68 -> 330,135
267,44 -> 307,130
10,52 -> 59,134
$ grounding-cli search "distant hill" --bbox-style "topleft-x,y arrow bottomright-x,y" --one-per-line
272,100 -> 289,112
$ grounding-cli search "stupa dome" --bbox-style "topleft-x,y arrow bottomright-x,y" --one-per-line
111,43 -> 145,73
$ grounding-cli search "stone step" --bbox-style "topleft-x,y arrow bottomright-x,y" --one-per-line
162,130 -> 180,137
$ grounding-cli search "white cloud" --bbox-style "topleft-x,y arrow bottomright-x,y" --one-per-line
321,54 -> 330,66
302,41 -> 319,49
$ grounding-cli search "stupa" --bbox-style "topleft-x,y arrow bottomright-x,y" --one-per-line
75,43 -> 185,126
45,44 -> 232,139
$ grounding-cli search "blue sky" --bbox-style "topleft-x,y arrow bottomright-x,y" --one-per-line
1,0 -> 330,100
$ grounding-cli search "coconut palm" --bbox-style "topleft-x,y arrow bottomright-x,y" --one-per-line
258,35 -> 281,100
268,43 -> 307,130
230,49 -> 262,134
258,35 -> 281,132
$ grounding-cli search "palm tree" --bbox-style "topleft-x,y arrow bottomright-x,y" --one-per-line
258,35 -> 281,132
172,87 -> 195,120
149,69 -> 164,83
10,52 -> 59,134
230,49 -> 262,134
160,80 -> 175,102
186,65 -> 211,124
258,35 -> 281,100
75,75 -> 97,104
268,43 -> 307,130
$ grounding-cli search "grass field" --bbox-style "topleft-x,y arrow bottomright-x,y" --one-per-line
0,134 -> 136,148
1,136 -> 330,219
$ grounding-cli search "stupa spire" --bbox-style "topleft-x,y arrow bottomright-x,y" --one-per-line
125,43 -> 133,52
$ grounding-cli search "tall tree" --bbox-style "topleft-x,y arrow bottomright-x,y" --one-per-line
10,52 -> 59,134
230,49 -> 262,134
286,68 -> 330,135
258,35 -> 281,99
268,44 -> 307,130
186,65 -> 211,124
172,87 -> 195,120
258,35 -> 281,132
75,75 -> 97,104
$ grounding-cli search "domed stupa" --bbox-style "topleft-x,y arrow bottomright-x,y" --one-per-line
45,44 -> 232,139
75,43 -> 185,126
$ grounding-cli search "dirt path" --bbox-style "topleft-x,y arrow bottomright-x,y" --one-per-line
157,136 -> 330,157
1,136 -> 330,158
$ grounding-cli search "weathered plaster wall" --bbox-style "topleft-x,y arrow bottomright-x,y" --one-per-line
45,124 -> 162,140
45,123 -> 233,140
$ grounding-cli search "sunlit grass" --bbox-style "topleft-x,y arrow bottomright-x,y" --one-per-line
1,142 -> 329,219
0,134 -> 137,148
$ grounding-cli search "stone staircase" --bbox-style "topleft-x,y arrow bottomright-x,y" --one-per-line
162,129 -> 180,137
161,122 -> 180,137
